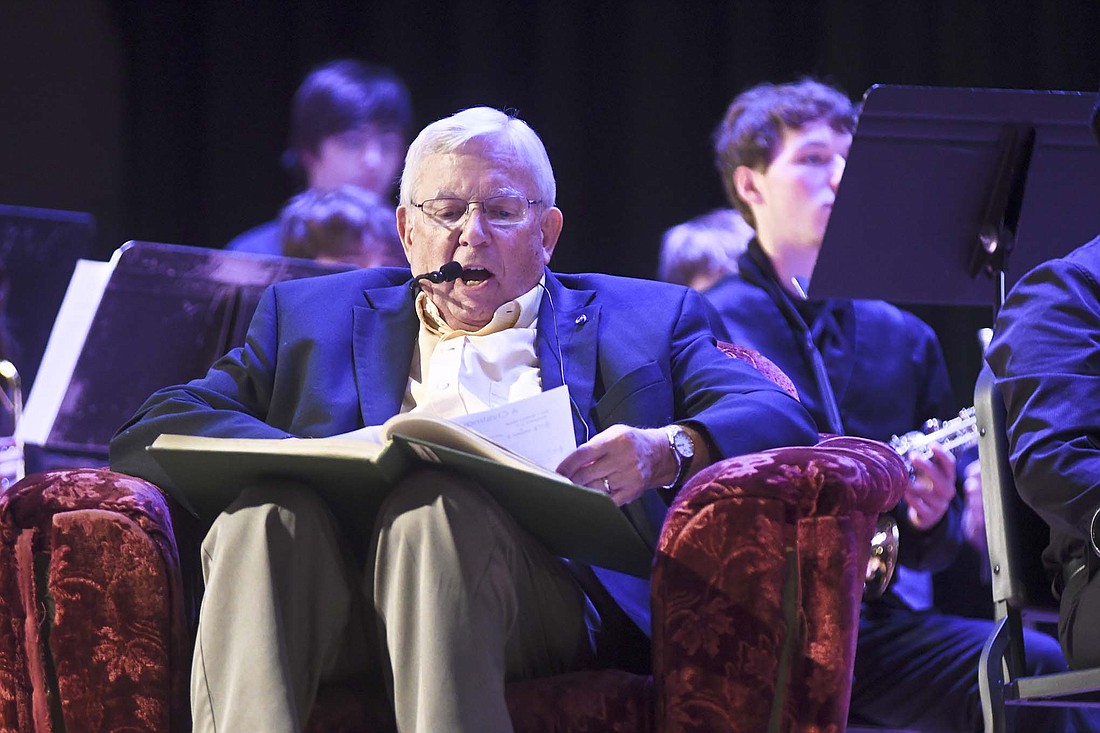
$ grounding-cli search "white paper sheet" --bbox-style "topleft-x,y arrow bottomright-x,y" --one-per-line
19,259 -> 115,445
336,385 -> 579,472
452,385 -> 577,471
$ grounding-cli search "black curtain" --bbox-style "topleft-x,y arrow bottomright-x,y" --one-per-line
106,1 -> 1100,274
3,0 -> 1099,406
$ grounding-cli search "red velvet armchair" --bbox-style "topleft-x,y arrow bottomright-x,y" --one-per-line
0,349 -> 907,733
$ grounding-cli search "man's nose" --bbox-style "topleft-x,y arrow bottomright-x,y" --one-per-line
458,204 -> 490,245
830,155 -> 846,191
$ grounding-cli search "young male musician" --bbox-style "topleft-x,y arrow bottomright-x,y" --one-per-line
705,78 -> 1099,732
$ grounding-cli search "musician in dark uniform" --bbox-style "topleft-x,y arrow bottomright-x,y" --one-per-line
703,78 -> 1099,733
986,94 -> 1100,673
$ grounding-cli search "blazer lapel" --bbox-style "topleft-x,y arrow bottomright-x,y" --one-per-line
352,284 -> 418,425
537,272 -> 600,445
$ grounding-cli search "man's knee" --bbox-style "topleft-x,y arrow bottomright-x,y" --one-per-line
234,481 -> 331,519
374,468 -> 516,573
204,483 -> 337,556
377,468 -> 492,529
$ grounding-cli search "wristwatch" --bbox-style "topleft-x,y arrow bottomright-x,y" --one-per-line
660,424 -> 695,490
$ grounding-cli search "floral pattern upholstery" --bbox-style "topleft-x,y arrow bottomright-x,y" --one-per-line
653,437 -> 905,732
0,344 -> 908,733
716,342 -> 800,401
0,469 -> 191,732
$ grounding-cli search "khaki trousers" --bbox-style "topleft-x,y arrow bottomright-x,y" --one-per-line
191,469 -> 593,733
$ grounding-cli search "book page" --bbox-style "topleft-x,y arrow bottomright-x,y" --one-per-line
362,386 -> 577,472
451,386 -> 576,471
378,413 -> 564,482
151,433 -> 386,460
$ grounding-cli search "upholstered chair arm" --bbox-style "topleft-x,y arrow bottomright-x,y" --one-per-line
0,469 -> 193,732
1,435 -> 907,733
651,436 -> 908,733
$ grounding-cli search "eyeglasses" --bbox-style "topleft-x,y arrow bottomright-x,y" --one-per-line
411,195 -> 541,228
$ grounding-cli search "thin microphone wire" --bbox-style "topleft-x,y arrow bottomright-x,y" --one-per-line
409,274 -> 591,444
540,282 -> 590,444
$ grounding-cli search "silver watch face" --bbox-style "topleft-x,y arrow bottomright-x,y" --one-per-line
671,427 -> 694,458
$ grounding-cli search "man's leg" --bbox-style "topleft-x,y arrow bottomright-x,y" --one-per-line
1045,566 -> 1100,732
1060,561 -> 1100,669
191,484 -> 368,733
851,605 -> 986,732
852,605 -> 1100,732
371,469 -> 594,733
1019,624 -> 1100,732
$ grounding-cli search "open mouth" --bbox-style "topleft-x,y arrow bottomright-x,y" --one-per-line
459,266 -> 492,284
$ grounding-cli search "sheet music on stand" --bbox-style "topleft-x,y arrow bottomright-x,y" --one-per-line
810,85 -> 1100,308
20,242 -> 353,462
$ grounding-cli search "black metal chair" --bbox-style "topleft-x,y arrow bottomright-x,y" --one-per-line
976,365 -> 1100,731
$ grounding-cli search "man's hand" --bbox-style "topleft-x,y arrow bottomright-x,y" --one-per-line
556,425 -> 676,506
905,442 -> 957,530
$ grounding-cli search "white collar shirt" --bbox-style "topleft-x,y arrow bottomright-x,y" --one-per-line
404,279 -> 545,418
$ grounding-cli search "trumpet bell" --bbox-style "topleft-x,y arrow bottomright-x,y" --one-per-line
865,514 -> 900,600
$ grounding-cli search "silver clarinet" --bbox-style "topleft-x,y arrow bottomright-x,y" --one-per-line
865,407 -> 978,599
890,407 -> 978,472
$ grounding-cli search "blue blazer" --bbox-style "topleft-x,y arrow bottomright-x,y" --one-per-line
110,265 -> 817,630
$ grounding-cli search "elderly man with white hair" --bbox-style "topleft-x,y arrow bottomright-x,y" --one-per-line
111,106 -> 817,733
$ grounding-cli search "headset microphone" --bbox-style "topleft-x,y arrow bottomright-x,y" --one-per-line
409,261 -> 464,290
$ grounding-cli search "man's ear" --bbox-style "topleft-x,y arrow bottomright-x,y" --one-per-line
733,165 -> 763,208
396,206 -> 414,259
538,206 -> 564,263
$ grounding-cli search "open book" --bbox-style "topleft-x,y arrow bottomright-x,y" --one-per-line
147,413 -> 655,577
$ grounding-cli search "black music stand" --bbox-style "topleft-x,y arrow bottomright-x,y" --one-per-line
810,85 -> 1100,311
810,86 -> 1100,720
0,204 -> 96,392
23,241 -> 354,466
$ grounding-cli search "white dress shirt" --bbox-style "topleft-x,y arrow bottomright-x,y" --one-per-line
405,280 -> 545,419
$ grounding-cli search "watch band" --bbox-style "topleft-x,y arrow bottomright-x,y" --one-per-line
660,425 -> 694,490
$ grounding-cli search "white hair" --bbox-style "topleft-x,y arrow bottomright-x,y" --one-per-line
399,106 -> 556,206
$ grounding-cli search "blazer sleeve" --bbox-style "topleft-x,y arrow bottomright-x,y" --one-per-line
987,254 -> 1100,542
670,288 -> 819,458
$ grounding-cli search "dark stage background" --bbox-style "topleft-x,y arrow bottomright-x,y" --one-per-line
1,1 -> 1099,410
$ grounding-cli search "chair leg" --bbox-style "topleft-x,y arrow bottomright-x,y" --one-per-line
979,616 -> 1012,733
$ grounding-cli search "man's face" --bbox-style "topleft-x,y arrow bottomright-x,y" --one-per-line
302,123 -> 406,198
396,140 -> 563,331
737,120 -> 851,254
